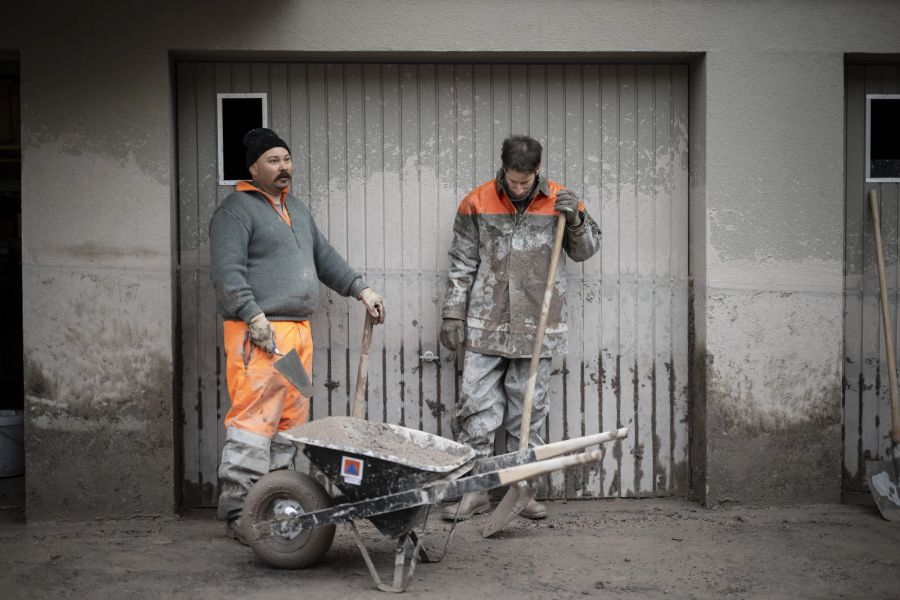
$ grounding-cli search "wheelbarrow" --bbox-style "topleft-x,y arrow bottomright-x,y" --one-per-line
241,415 -> 627,592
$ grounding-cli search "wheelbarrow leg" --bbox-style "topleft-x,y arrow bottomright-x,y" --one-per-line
407,530 -> 435,563
407,504 -> 449,565
348,521 -> 423,593
389,534 -> 417,592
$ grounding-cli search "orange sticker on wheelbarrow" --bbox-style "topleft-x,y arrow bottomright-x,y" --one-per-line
341,456 -> 364,485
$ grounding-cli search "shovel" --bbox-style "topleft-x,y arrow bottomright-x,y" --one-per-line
482,213 -> 567,537
239,329 -> 314,398
274,347 -> 314,398
866,189 -> 900,520
351,311 -> 375,419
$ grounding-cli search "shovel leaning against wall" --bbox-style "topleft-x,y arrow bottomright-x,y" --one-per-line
866,188 -> 900,521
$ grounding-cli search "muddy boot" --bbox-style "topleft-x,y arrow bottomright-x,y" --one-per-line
227,515 -> 249,546
442,491 -> 491,521
520,498 -> 547,520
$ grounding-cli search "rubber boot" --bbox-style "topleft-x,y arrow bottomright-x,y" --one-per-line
226,514 -> 249,546
442,491 -> 491,521
217,427 -> 271,521
519,498 -> 547,520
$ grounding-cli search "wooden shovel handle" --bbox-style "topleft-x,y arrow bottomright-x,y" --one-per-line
518,214 -> 568,449
870,189 -> 900,443
351,311 -> 374,419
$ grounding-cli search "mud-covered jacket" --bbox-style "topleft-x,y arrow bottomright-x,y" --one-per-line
441,173 -> 601,358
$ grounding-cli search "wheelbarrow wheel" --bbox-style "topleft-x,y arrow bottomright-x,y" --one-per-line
242,470 -> 336,569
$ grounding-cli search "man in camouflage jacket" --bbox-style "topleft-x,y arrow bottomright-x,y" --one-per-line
440,135 -> 601,520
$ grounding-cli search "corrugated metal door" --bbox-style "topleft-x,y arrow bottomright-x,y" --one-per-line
844,65 -> 900,493
176,61 -> 690,507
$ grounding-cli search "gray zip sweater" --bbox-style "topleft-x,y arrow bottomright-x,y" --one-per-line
209,188 -> 367,322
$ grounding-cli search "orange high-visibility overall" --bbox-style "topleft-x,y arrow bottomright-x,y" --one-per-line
222,319 -> 313,438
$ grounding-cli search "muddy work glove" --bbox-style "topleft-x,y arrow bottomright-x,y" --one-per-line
439,318 -> 466,350
248,313 -> 276,355
359,288 -> 386,324
554,189 -> 584,227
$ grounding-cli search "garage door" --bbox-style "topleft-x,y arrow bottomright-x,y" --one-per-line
844,64 -> 900,494
176,61 -> 690,507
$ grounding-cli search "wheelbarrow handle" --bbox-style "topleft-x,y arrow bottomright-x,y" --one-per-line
495,448 -> 605,487
532,427 -> 629,461
471,427 -> 629,475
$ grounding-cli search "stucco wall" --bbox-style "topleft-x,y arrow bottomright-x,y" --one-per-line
701,49 -> 848,504
10,9 -> 176,518
2,0 -> 899,517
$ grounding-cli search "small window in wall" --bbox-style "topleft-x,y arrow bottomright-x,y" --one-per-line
867,94 -> 900,182
217,93 -> 268,185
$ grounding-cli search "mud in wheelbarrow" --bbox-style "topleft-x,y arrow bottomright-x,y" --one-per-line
242,415 -> 627,593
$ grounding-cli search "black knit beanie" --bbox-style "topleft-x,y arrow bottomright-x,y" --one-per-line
243,128 -> 291,167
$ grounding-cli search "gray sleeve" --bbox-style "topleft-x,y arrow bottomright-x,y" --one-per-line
309,217 -> 367,297
563,209 -> 601,263
441,211 -> 480,320
209,207 -> 263,322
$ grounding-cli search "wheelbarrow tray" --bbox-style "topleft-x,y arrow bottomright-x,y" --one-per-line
279,417 -> 476,538
280,416 -> 475,475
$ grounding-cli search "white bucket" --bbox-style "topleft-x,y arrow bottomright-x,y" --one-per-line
0,410 -> 24,477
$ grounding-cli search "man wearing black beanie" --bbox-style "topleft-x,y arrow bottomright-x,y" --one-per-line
209,127 -> 386,543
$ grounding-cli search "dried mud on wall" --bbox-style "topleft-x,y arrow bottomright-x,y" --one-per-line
23,268 -> 174,519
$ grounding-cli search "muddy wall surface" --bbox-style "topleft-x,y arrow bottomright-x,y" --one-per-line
1,0 -> 899,517
698,47 -> 850,504
7,7 -> 176,518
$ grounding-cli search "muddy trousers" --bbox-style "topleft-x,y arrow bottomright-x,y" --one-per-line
217,428 -> 297,520
453,350 -> 552,459
216,320 -> 314,521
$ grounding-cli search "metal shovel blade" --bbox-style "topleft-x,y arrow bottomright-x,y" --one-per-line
274,349 -> 313,397
481,481 -> 536,538
866,455 -> 900,521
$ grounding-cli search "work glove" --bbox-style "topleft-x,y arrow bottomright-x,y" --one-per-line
555,189 -> 583,227
248,313 -> 277,356
439,318 -> 466,350
359,288 -> 386,324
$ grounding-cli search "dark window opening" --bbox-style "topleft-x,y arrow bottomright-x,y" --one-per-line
0,59 -> 21,412
870,96 -> 900,180
219,95 -> 266,183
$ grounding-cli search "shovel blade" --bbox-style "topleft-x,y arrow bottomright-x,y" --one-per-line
481,481 -> 536,538
274,349 -> 313,397
866,458 -> 900,521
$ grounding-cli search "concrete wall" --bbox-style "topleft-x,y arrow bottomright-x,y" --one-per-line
2,0 -> 899,517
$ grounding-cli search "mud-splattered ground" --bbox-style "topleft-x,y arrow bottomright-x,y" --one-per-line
1,481 -> 899,600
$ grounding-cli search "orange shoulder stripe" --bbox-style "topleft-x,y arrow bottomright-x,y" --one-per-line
458,180 -> 515,215
457,178 -> 585,217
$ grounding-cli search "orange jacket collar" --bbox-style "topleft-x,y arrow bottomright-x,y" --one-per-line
235,180 -> 289,203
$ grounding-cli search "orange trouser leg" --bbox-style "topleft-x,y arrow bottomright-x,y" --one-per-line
222,319 -> 313,438
217,320 -> 314,520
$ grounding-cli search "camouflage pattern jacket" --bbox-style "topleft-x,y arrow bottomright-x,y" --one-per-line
441,173 -> 601,358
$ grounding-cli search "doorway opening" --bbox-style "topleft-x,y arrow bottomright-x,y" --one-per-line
0,55 -> 23,518
0,59 -> 21,411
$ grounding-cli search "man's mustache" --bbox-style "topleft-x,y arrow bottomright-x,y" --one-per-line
276,171 -> 292,180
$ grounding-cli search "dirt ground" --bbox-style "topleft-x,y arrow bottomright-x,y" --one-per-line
2,474 -> 900,600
